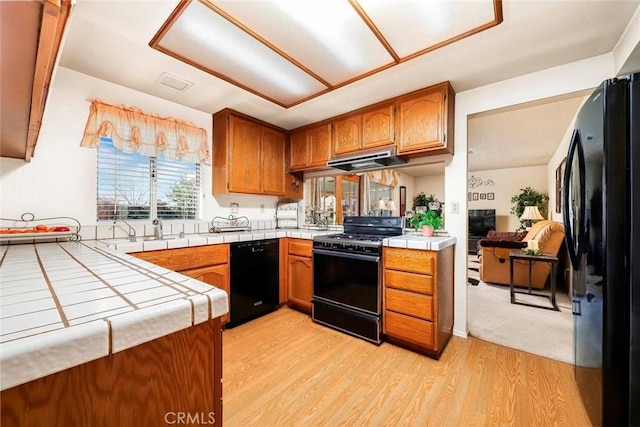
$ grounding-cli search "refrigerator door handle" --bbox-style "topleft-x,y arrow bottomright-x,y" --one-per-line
572,299 -> 581,316
563,129 -> 586,270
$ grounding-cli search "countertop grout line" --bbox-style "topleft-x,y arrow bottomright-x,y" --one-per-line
56,243 -> 139,310
88,243 -> 216,296
33,245 -> 70,327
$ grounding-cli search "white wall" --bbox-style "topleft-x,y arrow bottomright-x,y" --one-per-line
0,67 -> 280,225
468,165 -> 547,231
448,53 -> 615,338
414,174 -> 445,208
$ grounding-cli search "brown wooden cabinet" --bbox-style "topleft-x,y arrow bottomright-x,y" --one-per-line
182,264 -> 230,324
332,113 -> 362,155
383,245 -> 454,359
332,104 -> 395,156
396,82 -> 455,156
289,123 -> 331,172
133,244 -> 231,324
213,109 -> 286,195
286,238 -> 313,313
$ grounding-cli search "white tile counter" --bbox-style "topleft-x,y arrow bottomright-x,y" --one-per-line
384,234 -> 457,251
0,241 -> 228,390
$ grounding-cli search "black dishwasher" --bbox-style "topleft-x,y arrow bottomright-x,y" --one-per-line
228,239 -> 279,327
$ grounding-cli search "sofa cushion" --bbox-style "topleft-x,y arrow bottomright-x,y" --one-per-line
486,230 -> 528,241
478,239 -> 527,249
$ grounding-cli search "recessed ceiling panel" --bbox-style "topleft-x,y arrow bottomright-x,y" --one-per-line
210,0 -> 396,86
154,0 -> 328,106
357,0 -> 498,59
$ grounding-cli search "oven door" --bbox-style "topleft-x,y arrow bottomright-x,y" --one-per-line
312,248 -> 381,315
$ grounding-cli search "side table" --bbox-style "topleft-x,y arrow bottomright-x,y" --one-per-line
509,250 -> 560,311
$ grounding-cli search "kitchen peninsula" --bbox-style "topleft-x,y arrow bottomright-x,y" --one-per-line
0,241 -> 228,426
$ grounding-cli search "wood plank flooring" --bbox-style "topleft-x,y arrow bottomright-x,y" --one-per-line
223,307 -> 591,426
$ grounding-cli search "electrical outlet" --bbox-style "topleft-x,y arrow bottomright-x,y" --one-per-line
260,204 -> 265,213
450,201 -> 459,214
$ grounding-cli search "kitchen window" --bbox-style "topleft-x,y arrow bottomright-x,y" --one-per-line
97,138 -> 200,221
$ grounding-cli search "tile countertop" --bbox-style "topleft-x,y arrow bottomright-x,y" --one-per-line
0,241 -> 228,391
96,228 -> 456,253
0,228 -> 455,390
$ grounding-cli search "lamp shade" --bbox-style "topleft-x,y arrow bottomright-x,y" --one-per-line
520,206 -> 544,221
376,198 -> 387,210
386,200 -> 397,212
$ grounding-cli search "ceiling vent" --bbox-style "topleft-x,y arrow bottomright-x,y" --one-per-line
155,72 -> 194,91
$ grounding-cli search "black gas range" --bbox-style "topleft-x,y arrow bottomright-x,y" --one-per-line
311,216 -> 403,344
312,216 -> 404,255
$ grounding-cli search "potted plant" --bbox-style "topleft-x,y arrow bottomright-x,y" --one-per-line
413,192 -> 442,216
410,210 -> 443,237
510,187 -> 549,230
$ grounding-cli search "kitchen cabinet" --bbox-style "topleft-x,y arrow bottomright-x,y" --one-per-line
0,0 -> 71,161
332,104 -> 395,156
289,123 -> 331,171
182,264 -> 230,324
133,244 -> 231,324
383,245 -> 454,358
213,109 -> 286,196
396,82 -> 455,156
286,238 -> 313,313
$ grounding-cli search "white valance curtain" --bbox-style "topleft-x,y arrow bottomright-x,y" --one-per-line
80,99 -> 210,165
365,170 -> 399,187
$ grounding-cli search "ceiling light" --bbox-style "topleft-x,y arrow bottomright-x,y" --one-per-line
155,72 -> 194,91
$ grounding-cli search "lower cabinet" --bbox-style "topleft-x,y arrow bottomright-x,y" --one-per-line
382,246 -> 454,358
286,238 -> 313,314
133,244 -> 230,325
182,264 -> 230,325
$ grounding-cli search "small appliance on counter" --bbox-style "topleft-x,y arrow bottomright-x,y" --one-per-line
276,202 -> 299,229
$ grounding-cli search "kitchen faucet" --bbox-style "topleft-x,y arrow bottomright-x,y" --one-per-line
152,218 -> 163,240
112,219 -> 137,242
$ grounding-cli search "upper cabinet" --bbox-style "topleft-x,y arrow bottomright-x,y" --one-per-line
289,123 -> 331,172
289,81 -> 454,172
396,82 -> 455,156
332,104 -> 395,156
0,0 -> 72,161
213,109 -> 286,196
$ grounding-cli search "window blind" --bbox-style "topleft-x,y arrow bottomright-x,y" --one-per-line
97,138 -> 200,221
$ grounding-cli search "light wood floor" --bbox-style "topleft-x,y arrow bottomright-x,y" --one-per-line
223,307 -> 591,427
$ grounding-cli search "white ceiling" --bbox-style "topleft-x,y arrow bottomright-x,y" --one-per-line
58,0 -> 640,172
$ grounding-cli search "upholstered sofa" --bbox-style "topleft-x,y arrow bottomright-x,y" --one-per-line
478,220 -> 565,289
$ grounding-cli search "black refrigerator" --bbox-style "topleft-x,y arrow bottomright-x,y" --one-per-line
563,72 -> 639,426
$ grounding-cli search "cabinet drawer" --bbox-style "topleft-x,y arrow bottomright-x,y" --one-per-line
384,247 -> 435,275
289,239 -> 312,257
384,269 -> 433,295
133,244 -> 229,271
384,310 -> 434,348
385,288 -> 433,321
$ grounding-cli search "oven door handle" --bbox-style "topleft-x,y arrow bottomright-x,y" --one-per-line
312,248 -> 380,262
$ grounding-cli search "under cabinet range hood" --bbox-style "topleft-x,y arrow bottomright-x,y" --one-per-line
327,147 -> 406,171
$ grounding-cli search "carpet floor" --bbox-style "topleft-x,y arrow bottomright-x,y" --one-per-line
467,254 -> 573,364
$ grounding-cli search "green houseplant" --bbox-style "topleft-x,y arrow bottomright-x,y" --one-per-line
510,187 -> 549,230
410,210 -> 443,236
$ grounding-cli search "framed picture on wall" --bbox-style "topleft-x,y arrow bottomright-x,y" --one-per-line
468,192 -> 472,201
487,192 -> 494,200
480,193 -> 487,200
472,193 -> 479,201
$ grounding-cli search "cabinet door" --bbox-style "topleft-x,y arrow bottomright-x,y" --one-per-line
332,114 -> 362,155
182,264 -> 230,324
289,129 -> 309,171
397,89 -> 445,154
362,104 -> 394,149
261,127 -> 286,195
308,123 -> 331,168
287,255 -> 312,313
228,115 -> 261,193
